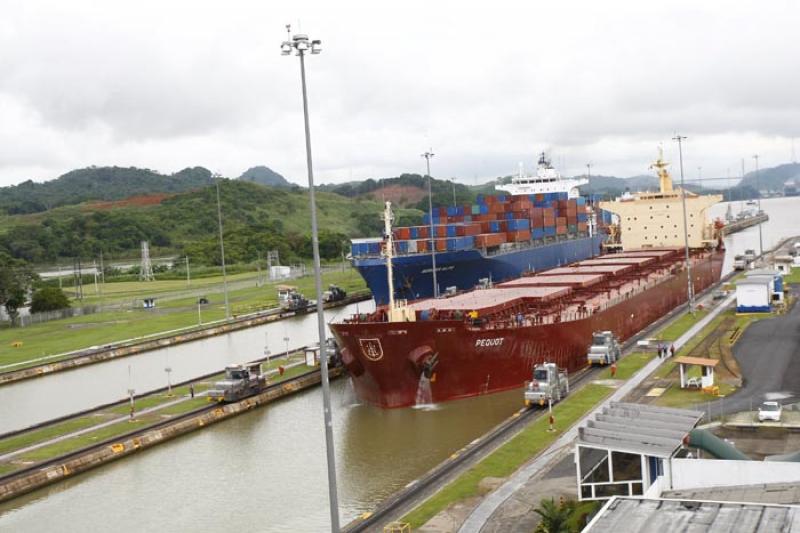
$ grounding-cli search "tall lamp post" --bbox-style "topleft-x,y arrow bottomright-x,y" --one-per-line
753,154 -> 764,256
281,28 -> 340,531
422,150 -> 439,298
215,177 -> 231,319
673,135 -> 694,312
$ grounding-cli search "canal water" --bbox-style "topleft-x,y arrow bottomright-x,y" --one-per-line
0,300 -> 374,434
0,196 -> 798,531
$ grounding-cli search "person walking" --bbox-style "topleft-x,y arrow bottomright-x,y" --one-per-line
670,344 -> 675,358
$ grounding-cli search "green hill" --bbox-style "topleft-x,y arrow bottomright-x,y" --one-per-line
0,180 -> 423,266
0,166 -> 215,215
238,166 -> 293,188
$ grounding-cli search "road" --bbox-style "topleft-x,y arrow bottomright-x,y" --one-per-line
719,287 -> 800,415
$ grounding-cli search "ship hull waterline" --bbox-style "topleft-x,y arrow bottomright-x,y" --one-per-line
332,249 -> 724,408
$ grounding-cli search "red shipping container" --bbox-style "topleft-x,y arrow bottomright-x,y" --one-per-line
530,217 -> 544,228
435,238 -> 447,251
507,230 -> 531,242
577,222 -> 588,232
556,226 -> 567,235
394,228 -> 411,240
543,217 -> 555,227
556,217 -> 567,226
435,226 -> 447,237
475,233 -> 507,247
417,226 -> 430,238
567,215 -> 578,225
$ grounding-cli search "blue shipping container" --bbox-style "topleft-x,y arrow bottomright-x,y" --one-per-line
544,227 -> 556,236
532,228 -> 545,240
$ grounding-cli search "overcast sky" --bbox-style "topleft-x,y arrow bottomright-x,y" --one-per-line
1,0 -> 799,188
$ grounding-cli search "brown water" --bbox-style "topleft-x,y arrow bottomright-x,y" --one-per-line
0,196 -> 797,532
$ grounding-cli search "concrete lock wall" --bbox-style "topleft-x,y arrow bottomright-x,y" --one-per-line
671,458 -> 800,491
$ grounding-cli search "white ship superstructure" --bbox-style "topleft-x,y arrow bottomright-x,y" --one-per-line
495,153 -> 588,199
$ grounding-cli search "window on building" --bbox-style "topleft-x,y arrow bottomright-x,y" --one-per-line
611,451 -> 642,481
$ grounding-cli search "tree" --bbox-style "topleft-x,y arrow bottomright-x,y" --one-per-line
30,286 -> 71,313
533,498 -> 573,533
0,253 -> 37,325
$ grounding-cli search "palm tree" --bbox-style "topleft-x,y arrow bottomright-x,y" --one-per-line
533,498 -> 573,533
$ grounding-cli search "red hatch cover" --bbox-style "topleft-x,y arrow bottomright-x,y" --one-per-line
409,286 -> 572,313
498,274 -> 605,289
539,264 -> 633,276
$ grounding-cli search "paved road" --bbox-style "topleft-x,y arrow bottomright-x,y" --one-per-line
718,288 -> 800,416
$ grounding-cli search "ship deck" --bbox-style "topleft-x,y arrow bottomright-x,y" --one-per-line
347,247 -> 712,328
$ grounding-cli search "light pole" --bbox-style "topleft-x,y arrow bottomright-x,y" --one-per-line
422,150 -> 439,298
753,154 -> 764,256
281,27 -> 340,531
215,178 -> 231,319
673,135 -> 694,312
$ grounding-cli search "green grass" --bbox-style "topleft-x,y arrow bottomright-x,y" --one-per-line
657,309 -> 710,341
0,415 -> 113,456
598,352 -> 654,380
654,382 -> 736,408
0,269 -> 366,369
401,384 -> 614,529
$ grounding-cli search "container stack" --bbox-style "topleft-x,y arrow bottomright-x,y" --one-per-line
351,192 -> 594,257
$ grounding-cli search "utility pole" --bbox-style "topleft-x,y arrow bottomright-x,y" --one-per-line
673,135 -> 694,312
422,150 -> 439,298
753,154 -> 764,256
215,178 -> 231,319
281,28 -> 339,531
586,162 -> 593,180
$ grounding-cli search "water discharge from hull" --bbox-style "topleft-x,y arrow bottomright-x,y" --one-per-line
415,375 -> 434,407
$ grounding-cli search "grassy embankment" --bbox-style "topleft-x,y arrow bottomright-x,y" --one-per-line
0,269 -> 366,369
651,297 -> 771,408
0,353 -> 311,475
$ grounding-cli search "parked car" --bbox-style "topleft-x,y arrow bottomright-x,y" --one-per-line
758,401 -> 782,422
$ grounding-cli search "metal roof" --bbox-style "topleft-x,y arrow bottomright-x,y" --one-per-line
577,402 -> 704,458
746,268 -> 780,277
663,482 -> 800,505
497,274 -> 605,289
737,278 -> 771,286
408,286 -> 572,312
539,264 -> 633,276
585,497 -> 800,533
673,356 -> 719,367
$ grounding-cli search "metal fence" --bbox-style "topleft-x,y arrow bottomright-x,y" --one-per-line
15,305 -> 101,327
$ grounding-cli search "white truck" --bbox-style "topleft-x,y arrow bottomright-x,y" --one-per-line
587,331 -> 621,366
524,362 -> 569,407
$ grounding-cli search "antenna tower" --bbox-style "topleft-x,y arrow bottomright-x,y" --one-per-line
139,241 -> 155,281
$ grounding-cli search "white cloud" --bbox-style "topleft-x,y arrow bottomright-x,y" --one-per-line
0,0 -> 798,188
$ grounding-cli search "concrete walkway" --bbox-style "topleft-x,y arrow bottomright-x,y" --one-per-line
458,292 -> 736,533
0,395 -> 195,462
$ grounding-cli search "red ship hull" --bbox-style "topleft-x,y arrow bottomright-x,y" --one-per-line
331,248 -> 724,408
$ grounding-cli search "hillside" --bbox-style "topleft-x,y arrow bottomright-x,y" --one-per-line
739,162 -> 800,192
320,173 -> 475,209
0,166 -> 215,215
0,180 -> 423,266
238,166 -> 292,188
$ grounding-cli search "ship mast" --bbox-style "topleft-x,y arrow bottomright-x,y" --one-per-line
649,146 -> 674,194
383,201 -> 396,312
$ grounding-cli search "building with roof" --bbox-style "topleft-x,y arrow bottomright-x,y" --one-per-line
575,402 -> 703,501
736,278 -> 772,313
584,497 -> 800,532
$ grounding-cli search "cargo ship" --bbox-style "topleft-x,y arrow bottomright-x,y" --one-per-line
349,154 -> 608,305
330,150 -> 724,408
